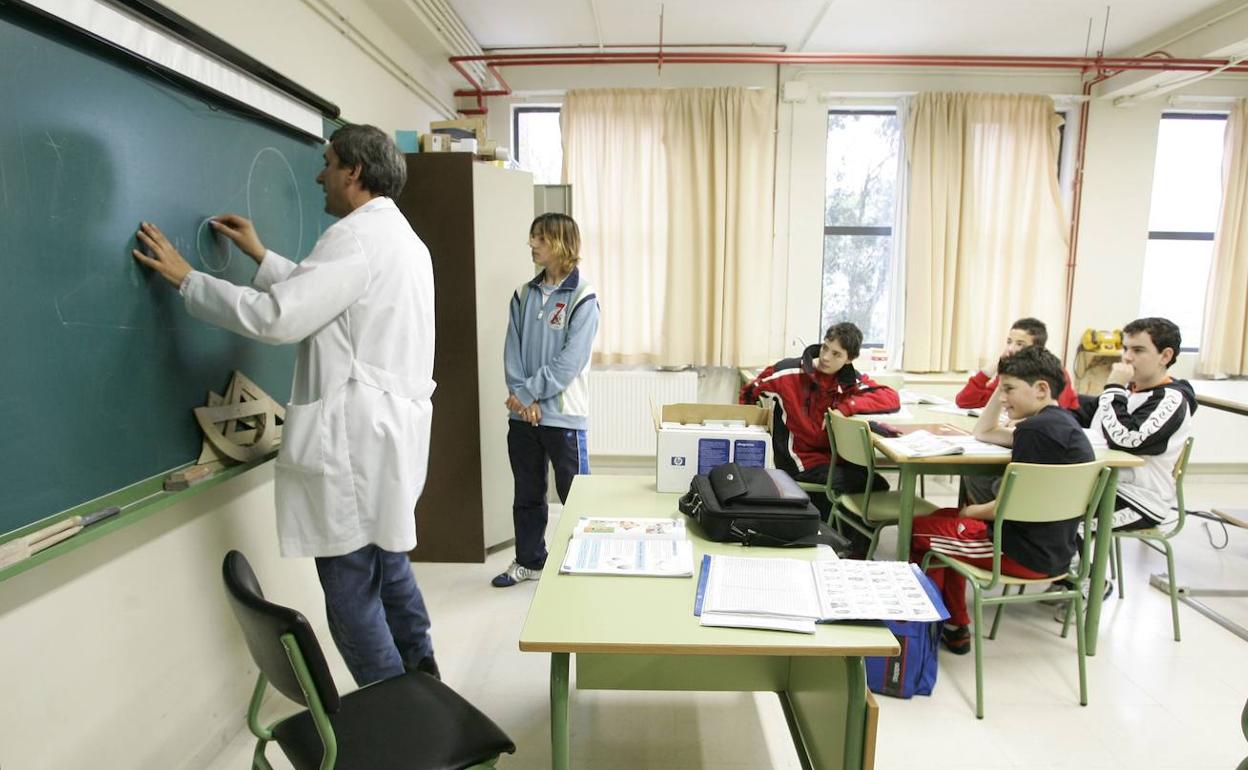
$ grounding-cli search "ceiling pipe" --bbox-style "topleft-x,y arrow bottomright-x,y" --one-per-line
450,51 -> 1248,108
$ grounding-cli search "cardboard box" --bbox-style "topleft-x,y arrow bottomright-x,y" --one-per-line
430,117 -> 487,143
420,133 -> 451,153
654,403 -> 773,493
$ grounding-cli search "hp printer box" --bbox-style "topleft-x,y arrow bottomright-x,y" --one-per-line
654,403 -> 773,493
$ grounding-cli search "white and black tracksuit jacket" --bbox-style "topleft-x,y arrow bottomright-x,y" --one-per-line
1075,379 -> 1197,525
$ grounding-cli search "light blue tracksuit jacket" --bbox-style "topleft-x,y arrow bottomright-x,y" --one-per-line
504,268 -> 600,430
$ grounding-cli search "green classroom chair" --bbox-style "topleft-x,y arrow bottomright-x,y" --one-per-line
921,461 -> 1111,719
221,551 -> 515,770
1109,436 -> 1195,642
827,410 -> 939,559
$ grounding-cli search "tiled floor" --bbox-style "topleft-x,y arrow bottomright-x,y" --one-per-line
205,475 -> 1248,770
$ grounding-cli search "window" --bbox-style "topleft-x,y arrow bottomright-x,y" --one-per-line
1139,112 -> 1227,349
822,110 -> 902,346
513,106 -> 562,185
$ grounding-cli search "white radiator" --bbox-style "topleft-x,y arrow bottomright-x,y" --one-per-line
587,369 -> 699,455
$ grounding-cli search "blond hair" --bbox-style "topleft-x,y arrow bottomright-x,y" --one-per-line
530,213 -> 581,275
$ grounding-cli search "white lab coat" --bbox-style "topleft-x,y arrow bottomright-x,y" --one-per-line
180,197 -> 436,557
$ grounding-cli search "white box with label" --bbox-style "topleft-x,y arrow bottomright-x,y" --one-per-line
654,403 -> 773,493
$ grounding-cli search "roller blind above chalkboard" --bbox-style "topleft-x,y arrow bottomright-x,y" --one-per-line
0,5 -> 332,537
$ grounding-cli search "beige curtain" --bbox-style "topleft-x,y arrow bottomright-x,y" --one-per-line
902,93 -> 1068,372
562,89 -> 668,364
660,88 -> 776,366
562,87 -> 776,366
1200,99 -> 1248,376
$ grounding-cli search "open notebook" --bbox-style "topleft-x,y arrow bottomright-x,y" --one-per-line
694,555 -> 948,633
877,430 -> 1012,458
560,517 -> 695,577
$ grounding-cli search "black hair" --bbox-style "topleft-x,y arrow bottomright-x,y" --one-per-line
328,124 -> 407,199
823,322 -> 863,360
1123,317 -> 1182,367
1010,317 -> 1048,348
997,345 -> 1065,398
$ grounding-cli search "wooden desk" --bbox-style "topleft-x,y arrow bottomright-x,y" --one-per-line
519,475 -> 899,770
862,405 -> 1143,655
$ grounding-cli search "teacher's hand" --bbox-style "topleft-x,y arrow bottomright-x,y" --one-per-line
132,221 -> 192,287
211,214 -> 266,263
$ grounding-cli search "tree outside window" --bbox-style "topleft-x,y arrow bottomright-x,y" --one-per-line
822,110 -> 901,347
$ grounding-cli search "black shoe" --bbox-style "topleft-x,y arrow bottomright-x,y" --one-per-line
941,624 -> 972,655
412,655 -> 441,680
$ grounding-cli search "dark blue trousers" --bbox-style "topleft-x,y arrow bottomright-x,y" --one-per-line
508,419 -> 590,570
315,544 -> 433,687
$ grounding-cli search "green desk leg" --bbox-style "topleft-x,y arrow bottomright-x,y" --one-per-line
894,465 -> 918,561
842,657 -> 867,770
551,653 -> 570,770
1084,468 -> 1119,656
783,655 -> 866,769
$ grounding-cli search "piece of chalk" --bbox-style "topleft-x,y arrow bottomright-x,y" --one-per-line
163,465 -> 215,491
80,505 -> 122,527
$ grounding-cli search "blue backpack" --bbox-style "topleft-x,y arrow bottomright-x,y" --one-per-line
865,570 -> 947,698
866,619 -> 941,698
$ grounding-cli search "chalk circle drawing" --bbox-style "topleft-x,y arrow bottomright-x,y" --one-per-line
246,147 -> 304,260
195,217 -> 234,274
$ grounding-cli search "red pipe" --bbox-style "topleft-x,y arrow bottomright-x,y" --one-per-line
448,51 -> 1248,110
1060,67 -> 1118,364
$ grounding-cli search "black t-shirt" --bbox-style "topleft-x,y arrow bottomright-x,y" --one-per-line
1001,405 -> 1096,575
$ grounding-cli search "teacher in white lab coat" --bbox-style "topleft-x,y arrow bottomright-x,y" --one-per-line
132,124 -> 439,686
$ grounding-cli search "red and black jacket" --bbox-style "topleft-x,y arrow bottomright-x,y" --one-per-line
740,345 -> 900,474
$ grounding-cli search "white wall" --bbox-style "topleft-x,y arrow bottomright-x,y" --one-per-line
0,3 -> 462,768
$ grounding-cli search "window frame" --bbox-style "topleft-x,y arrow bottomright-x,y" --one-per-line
512,104 -> 562,173
1143,111 -> 1229,351
822,107 -> 901,349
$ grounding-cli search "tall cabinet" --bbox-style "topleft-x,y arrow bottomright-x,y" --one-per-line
396,154 -> 534,562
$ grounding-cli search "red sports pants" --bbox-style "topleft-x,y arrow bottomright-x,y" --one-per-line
911,508 -> 1051,626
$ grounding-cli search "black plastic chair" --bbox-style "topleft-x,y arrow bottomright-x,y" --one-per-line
222,550 -> 516,770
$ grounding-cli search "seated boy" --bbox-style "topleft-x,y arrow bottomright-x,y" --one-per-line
1073,316 -> 1195,532
956,317 -> 1080,410
740,322 -> 899,518
911,346 -> 1094,654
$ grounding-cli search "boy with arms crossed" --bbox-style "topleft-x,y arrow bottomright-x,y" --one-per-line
741,322 -> 900,517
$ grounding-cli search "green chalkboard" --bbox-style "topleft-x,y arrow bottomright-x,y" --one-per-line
0,7 -> 330,536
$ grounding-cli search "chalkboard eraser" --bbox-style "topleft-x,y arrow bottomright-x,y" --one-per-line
164,465 -> 215,491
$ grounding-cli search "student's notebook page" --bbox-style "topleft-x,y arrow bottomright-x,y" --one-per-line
700,556 -> 821,633
877,430 -> 963,458
812,560 -> 943,622
561,538 -> 694,577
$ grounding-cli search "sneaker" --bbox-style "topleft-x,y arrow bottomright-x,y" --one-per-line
1039,579 -> 1076,606
941,624 -> 972,655
1050,579 -> 1114,622
491,560 -> 542,587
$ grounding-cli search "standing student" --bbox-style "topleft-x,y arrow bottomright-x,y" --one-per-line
740,322 -> 899,518
132,124 -> 440,685
493,214 -> 600,588
956,317 -> 1080,410
1074,317 -> 1196,532
910,346 -> 1094,654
